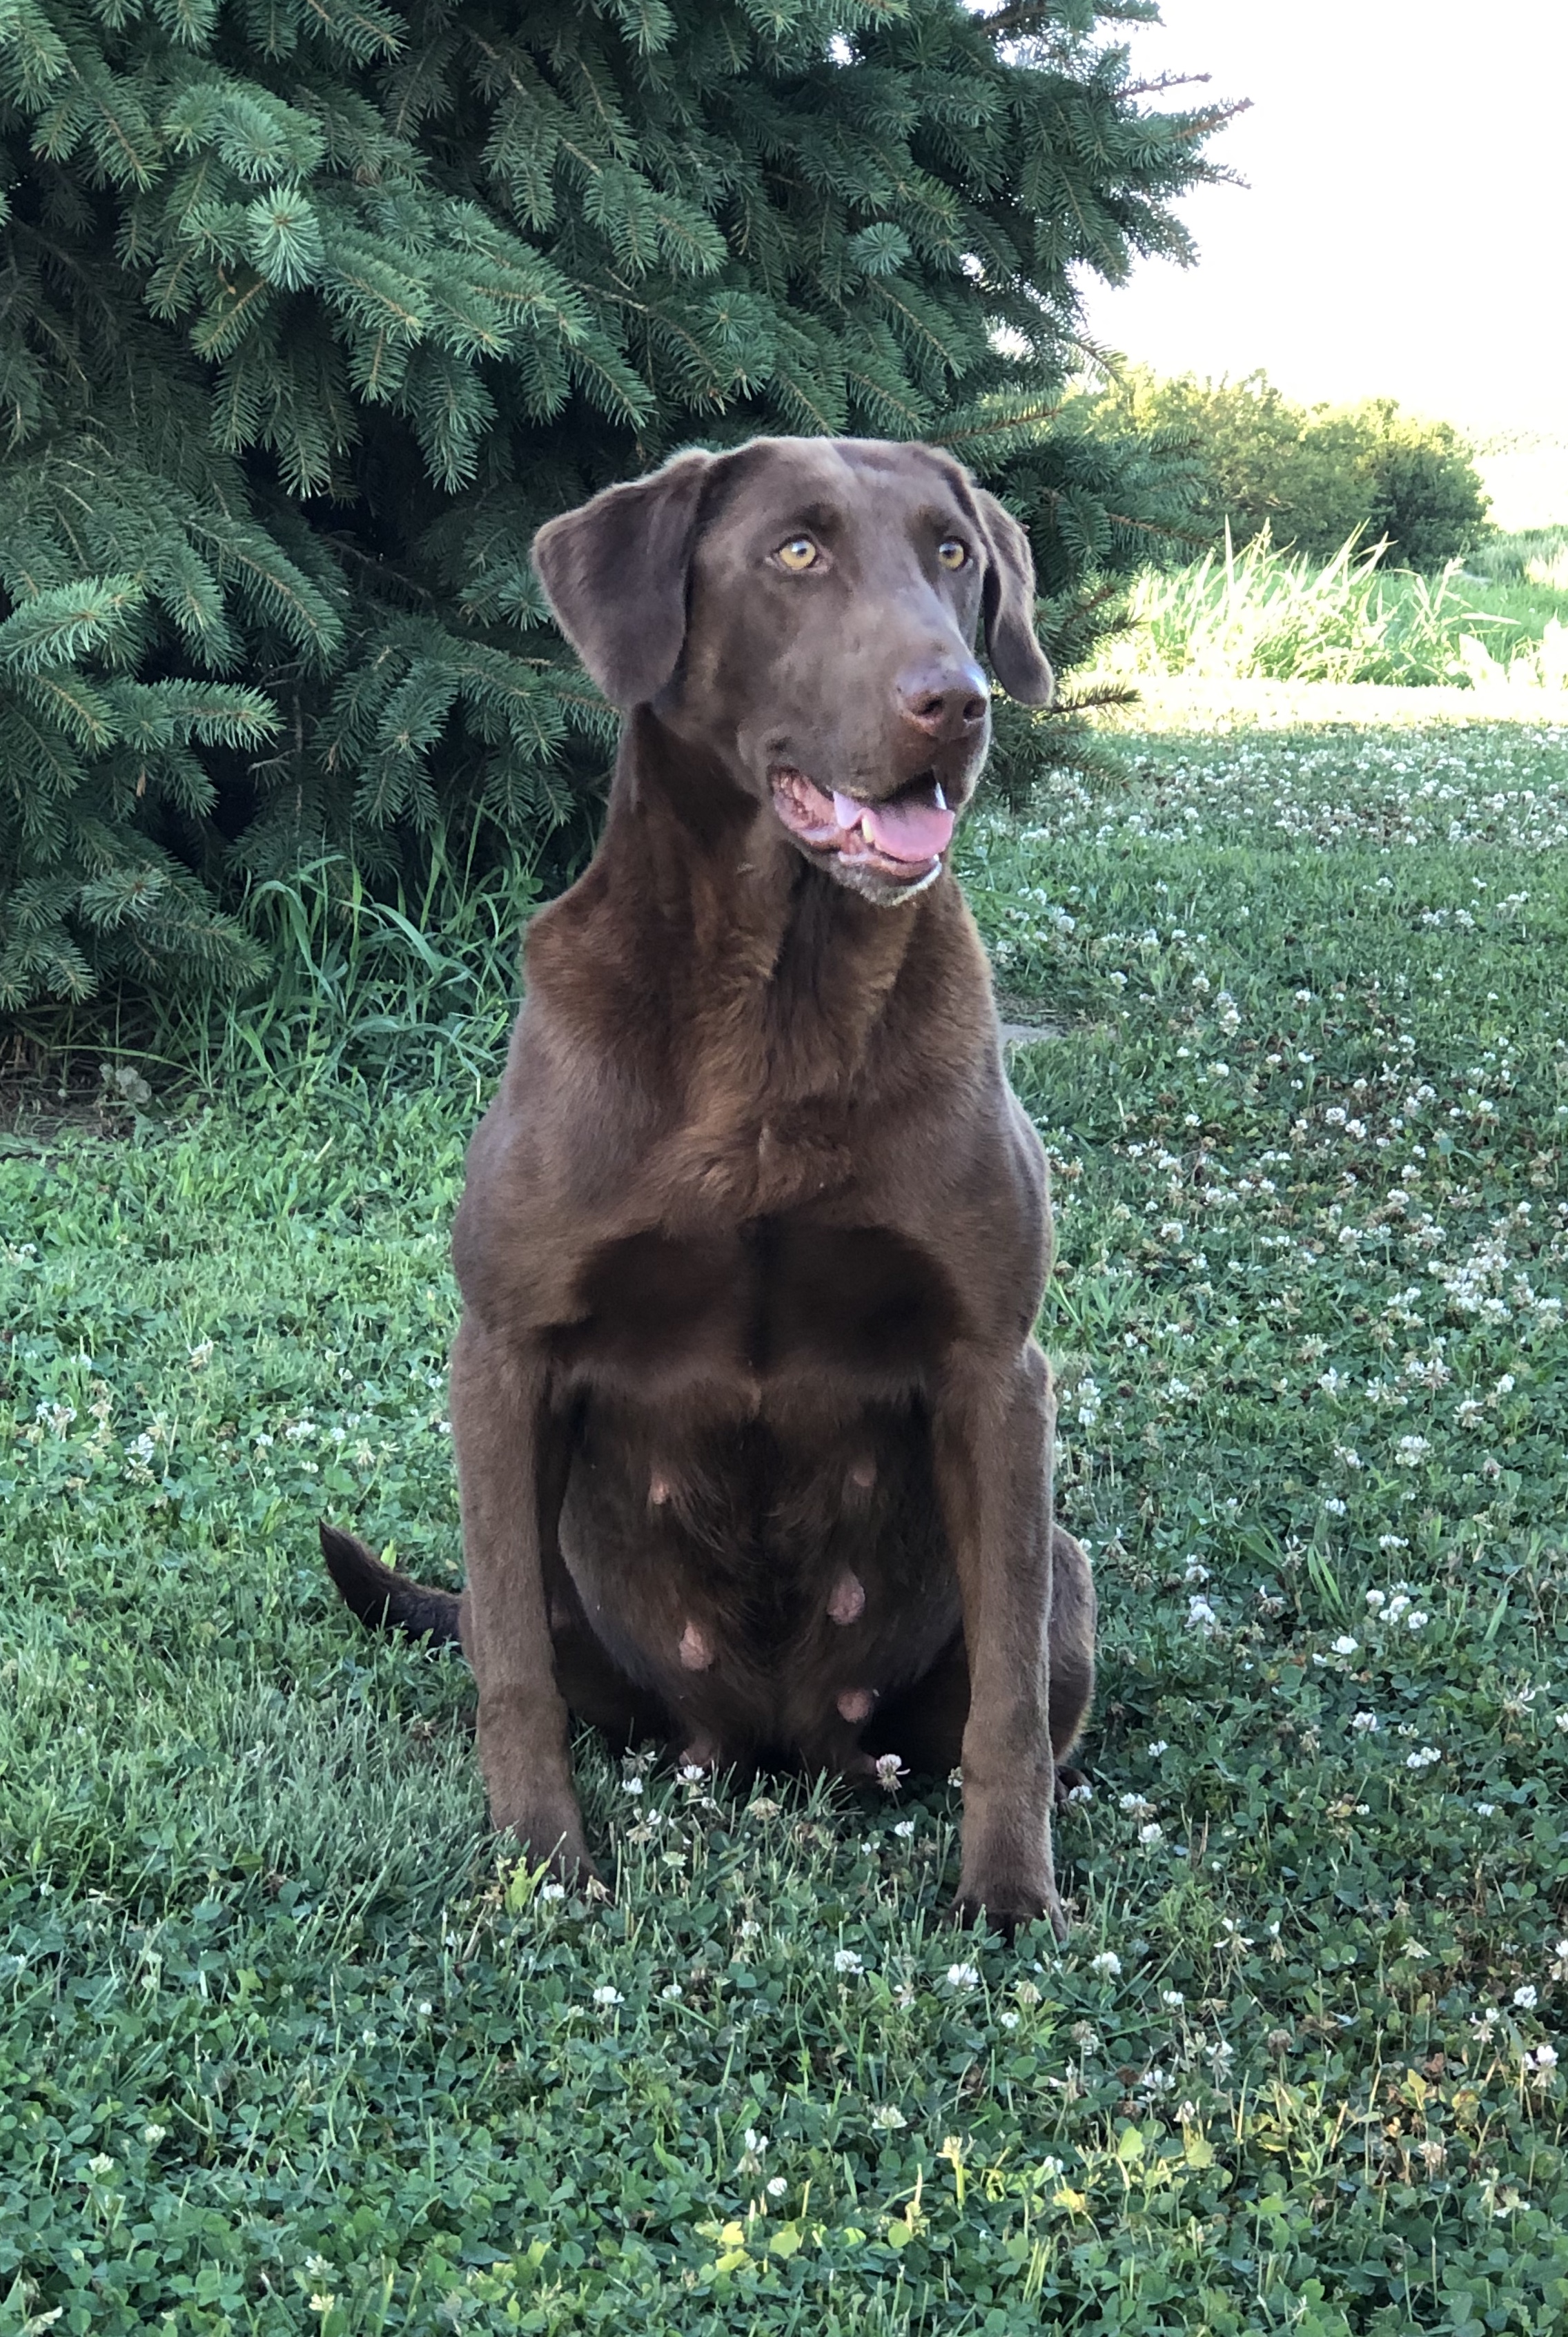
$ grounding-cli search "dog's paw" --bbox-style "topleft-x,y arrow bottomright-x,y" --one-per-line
1053,1763 -> 1090,1808
494,1805 -> 602,1894
951,1875 -> 1068,1946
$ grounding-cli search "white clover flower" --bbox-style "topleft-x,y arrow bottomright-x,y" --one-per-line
999,2009 -> 1019,2029
945,1963 -> 980,1991
1514,1984 -> 1539,2011
1183,1557 -> 1211,1583
592,1985 -> 624,2007
88,2153 -> 115,2176
1138,1823 -> 1164,1846
1322,1497 -> 1348,1517
1351,1711 -> 1380,1733
892,1819 -> 915,1839
1378,1535 -> 1408,1553
1406,1746 -> 1440,1770
679,1763 -> 706,1782
1147,1740 -> 1170,1759
766,2176 -> 788,2198
660,1983 -> 683,2000
1065,1782 -> 1094,1806
1395,1436 -> 1431,1466
141,2124 -> 167,2145
874,1752 -> 907,1792
1333,1635 -> 1359,1656
833,1948 -> 864,1975
1406,1610 -> 1429,1632
1476,1802 -> 1497,1817
540,1881 -> 566,1901
623,1777 -> 645,1797
1090,1950 -> 1121,1977
743,2128 -> 768,2155
1162,1989 -> 1184,2007
1187,1595 -> 1218,1636
870,2104 -> 908,2130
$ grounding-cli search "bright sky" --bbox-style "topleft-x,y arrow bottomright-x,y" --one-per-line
1077,0 -> 1568,464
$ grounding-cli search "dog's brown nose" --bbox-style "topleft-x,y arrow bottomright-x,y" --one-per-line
898,660 -> 990,742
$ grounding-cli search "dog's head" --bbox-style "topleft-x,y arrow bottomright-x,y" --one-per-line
532,437 -> 1054,906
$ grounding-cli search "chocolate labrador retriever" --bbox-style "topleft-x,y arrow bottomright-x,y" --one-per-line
322,435 -> 1095,1937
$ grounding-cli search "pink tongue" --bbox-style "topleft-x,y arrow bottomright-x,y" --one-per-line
832,788 -> 955,865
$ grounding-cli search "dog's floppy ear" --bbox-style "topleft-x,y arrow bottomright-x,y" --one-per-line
970,487 -> 1055,707
531,450 -> 713,709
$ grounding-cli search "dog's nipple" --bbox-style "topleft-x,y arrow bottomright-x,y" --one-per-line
678,1620 -> 714,1672
649,1472 -> 670,1506
847,1456 -> 876,1492
836,1686 -> 876,1724
827,1571 -> 866,1625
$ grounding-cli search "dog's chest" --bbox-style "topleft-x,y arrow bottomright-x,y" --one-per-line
552,1215 -> 954,1395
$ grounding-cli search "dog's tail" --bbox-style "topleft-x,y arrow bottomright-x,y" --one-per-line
320,1522 -> 463,1648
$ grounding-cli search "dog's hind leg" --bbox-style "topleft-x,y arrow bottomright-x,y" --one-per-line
1045,1527 -> 1096,1799
865,1526 -> 1097,1794
1046,1527 -> 1096,1765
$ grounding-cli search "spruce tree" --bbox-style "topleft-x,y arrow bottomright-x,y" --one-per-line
0,0 -> 1229,1009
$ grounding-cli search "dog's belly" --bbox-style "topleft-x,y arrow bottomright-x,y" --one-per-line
549,1220 -> 963,1763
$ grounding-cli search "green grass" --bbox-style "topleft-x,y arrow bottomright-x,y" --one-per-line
6,713 -> 1568,2333
1104,533 -> 1568,692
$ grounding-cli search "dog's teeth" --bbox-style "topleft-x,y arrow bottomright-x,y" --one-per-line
861,817 -> 874,842
933,781 -> 948,811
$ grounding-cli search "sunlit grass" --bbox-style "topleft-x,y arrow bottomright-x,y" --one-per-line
1097,530 -> 1568,693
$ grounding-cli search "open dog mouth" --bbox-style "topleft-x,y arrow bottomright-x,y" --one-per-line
769,765 -> 956,879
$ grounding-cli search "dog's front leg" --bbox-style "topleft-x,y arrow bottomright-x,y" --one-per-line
449,1316 -> 592,1884
932,1338 -> 1066,1940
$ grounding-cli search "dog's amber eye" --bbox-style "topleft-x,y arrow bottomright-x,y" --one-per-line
776,536 -> 819,572
937,538 -> 968,570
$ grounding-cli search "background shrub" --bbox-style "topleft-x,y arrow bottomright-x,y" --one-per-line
1081,367 -> 1490,570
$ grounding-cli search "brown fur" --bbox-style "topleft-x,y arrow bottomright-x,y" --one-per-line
322,436 -> 1097,1937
